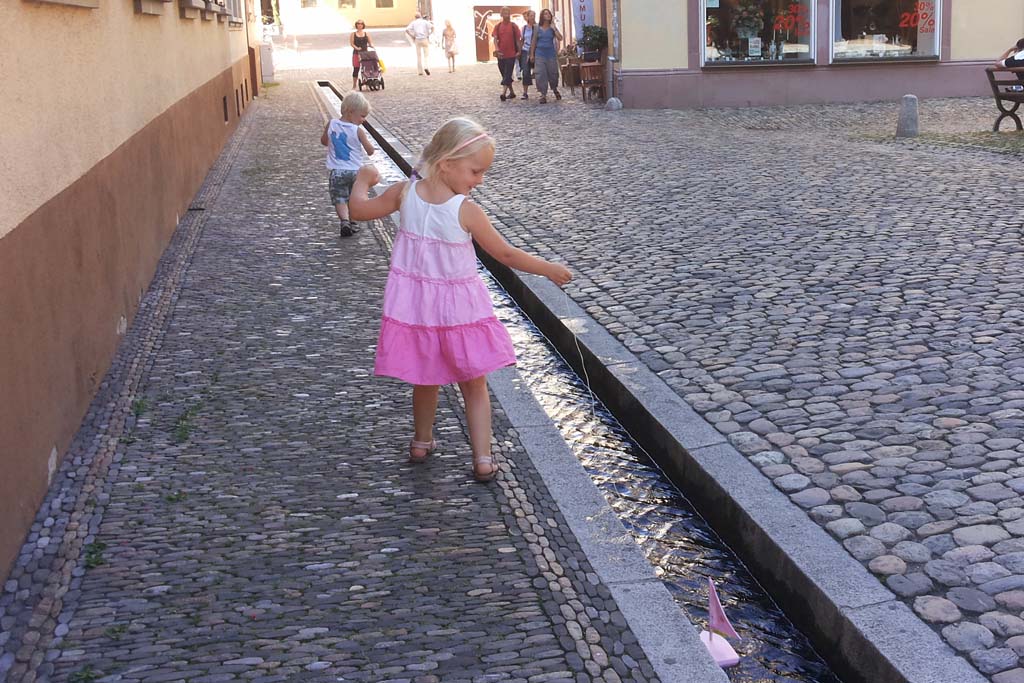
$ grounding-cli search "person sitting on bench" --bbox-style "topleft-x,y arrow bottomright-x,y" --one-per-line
995,38 -> 1024,86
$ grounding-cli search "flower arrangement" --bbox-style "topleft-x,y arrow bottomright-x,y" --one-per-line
733,0 -> 763,38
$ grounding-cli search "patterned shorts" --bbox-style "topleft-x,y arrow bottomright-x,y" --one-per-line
329,169 -> 358,205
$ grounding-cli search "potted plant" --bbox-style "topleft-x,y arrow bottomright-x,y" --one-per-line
579,24 -> 608,62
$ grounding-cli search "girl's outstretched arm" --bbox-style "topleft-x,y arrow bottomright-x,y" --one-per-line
461,201 -> 571,285
350,166 -> 404,221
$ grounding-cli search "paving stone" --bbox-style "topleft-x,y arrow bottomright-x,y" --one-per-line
870,523 -> 913,544
892,541 -> 932,564
955,525 -> 1012,547
887,573 -> 934,598
980,612 -> 1024,637
946,587 -> 998,613
924,560 -> 969,587
972,648 -> 1020,675
996,591 -> 1024,611
914,596 -> 962,624
992,669 -> 1024,683
843,535 -> 886,561
1006,635 -> 1024,656
868,555 -> 907,576
941,621 -> 995,651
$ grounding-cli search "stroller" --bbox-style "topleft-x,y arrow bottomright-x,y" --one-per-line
358,49 -> 385,91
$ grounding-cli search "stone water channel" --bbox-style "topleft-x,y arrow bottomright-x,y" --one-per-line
318,84 -> 843,683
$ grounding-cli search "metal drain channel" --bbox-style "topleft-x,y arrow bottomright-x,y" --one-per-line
317,81 -> 843,683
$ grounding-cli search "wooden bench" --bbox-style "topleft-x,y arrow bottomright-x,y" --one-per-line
986,67 -> 1024,131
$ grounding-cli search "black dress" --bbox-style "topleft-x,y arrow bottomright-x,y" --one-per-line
353,33 -> 370,76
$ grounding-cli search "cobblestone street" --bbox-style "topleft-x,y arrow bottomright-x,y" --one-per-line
0,70 -> 681,683
340,62 -> 1024,680
5,52 -> 1024,683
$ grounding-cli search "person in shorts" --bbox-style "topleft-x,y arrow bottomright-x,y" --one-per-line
320,92 -> 376,237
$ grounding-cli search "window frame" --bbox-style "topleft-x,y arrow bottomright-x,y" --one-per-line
700,0 -> 817,68
829,0 -> 942,64
374,0 -> 393,8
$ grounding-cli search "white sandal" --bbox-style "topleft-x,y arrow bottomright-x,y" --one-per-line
409,439 -> 435,464
473,453 -> 498,482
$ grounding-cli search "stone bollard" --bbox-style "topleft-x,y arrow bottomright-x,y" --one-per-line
604,97 -> 623,111
895,94 -> 919,138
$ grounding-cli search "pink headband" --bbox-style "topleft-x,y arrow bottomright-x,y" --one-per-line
449,133 -> 491,156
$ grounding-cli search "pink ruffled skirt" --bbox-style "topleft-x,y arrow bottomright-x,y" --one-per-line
374,232 -> 516,385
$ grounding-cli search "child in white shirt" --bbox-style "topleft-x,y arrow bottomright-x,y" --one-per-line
320,92 -> 376,237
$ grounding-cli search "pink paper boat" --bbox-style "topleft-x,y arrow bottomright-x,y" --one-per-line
700,578 -> 740,668
700,629 -> 740,668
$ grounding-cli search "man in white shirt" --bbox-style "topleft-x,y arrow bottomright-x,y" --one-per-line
406,12 -> 434,76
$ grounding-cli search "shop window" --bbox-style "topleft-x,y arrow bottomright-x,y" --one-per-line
375,0 -> 393,7
704,0 -> 813,64
833,0 -> 938,60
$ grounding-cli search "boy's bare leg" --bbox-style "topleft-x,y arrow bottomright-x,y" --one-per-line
335,203 -> 349,221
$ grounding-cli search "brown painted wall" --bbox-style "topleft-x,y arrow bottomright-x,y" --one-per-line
0,56 -> 252,584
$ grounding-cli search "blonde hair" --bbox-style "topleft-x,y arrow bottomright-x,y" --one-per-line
416,117 -> 493,179
341,91 -> 370,117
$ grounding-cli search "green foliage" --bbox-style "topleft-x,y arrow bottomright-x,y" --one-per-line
165,490 -> 188,503
70,667 -> 102,683
172,403 -> 203,444
83,541 -> 107,569
104,624 -> 127,640
580,25 -> 608,52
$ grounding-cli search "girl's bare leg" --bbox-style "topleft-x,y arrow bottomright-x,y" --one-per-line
412,384 -> 440,444
457,376 -> 496,478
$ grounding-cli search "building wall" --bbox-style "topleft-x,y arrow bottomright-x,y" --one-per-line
278,0 -> 418,33
0,1 -> 252,583
950,0 -> 1024,61
616,0 -> 1021,109
619,0 -> 687,70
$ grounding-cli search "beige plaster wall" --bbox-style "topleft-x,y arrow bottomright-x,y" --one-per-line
0,1 -> 248,241
278,0 -> 418,33
618,0 -> 687,70
950,0 -> 1024,61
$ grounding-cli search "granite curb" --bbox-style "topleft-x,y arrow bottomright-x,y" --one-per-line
342,86 -> 988,683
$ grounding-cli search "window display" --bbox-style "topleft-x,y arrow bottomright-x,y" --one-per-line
705,0 -> 813,64
833,0 -> 939,60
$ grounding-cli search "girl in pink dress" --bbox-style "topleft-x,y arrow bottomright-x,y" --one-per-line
350,117 -> 572,482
